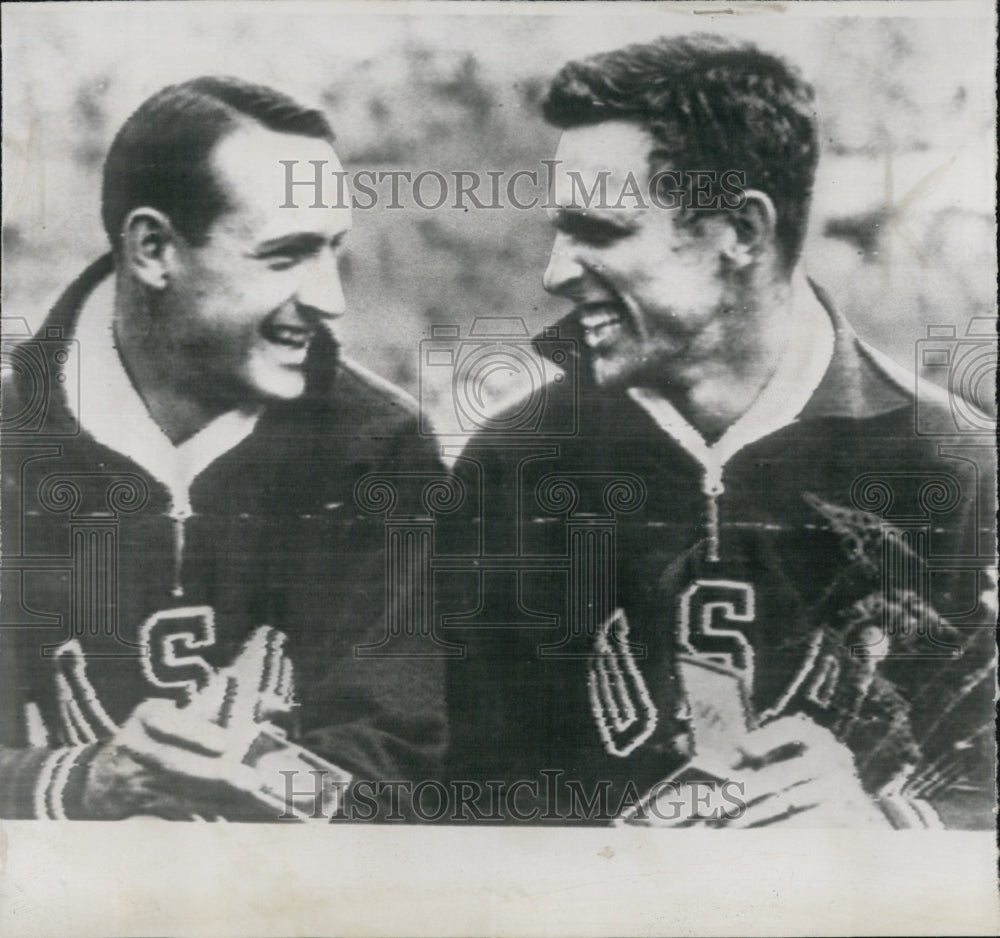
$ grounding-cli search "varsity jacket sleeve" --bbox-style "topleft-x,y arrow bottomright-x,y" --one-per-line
437,435 -> 545,794
1,359 -> 92,818
0,631 -> 101,819
265,360 -> 451,818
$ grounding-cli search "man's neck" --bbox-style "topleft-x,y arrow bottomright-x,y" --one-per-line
113,275 -> 229,446
650,277 -> 794,443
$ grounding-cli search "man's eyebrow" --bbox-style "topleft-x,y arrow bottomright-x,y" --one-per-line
550,208 -> 632,237
253,232 -> 346,254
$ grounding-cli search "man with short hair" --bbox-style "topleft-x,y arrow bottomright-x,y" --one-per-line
443,35 -> 996,828
1,77 -> 445,820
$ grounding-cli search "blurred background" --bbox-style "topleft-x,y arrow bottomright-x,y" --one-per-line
3,2 -> 996,433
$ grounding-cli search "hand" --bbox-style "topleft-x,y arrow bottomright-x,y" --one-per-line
80,697 -> 297,820
80,626 -> 349,821
620,714 -> 890,829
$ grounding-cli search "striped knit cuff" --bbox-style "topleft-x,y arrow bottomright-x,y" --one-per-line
876,790 -> 945,829
34,743 -> 101,819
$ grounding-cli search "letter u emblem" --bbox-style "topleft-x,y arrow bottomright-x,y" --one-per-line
587,609 -> 658,758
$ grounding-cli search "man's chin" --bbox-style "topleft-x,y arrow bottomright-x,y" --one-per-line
588,348 -> 681,395
588,355 -> 638,392
242,365 -> 308,404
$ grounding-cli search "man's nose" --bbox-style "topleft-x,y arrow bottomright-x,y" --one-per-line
542,235 -> 583,296
297,252 -> 346,319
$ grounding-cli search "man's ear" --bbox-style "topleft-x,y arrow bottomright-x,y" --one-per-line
120,208 -> 179,290
720,189 -> 777,270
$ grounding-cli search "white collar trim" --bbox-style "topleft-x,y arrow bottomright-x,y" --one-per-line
65,274 -> 261,518
628,274 -> 835,496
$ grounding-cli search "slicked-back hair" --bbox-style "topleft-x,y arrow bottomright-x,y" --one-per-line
101,76 -> 335,249
543,34 -> 819,272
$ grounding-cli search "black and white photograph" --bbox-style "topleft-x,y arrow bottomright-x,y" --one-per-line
1,0 -> 997,934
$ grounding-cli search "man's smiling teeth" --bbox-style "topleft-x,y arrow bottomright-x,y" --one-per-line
578,309 -> 623,346
266,325 -> 313,349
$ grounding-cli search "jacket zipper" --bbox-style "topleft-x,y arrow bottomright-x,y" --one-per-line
702,464 -> 724,563
168,495 -> 192,598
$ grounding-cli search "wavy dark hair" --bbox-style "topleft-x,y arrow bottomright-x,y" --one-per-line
102,76 -> 334,249
543,34 -> 819,271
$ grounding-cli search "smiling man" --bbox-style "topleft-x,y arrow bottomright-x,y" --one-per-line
444,35 -> 995,828
1,77 -> 445,820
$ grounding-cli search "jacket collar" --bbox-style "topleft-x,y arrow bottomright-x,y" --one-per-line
44,253 -> 116,336
797,279 -> 912,420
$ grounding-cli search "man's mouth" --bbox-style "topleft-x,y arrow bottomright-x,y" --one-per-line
261,321 -> 315,351
576,303 -> 626,349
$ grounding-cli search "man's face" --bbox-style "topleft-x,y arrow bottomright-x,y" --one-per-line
544,120 -> 732,391
165,122 -> 352,405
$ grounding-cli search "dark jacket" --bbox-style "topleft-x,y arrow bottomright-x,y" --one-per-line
442,283 -> 996,828
1,255 -> 448,819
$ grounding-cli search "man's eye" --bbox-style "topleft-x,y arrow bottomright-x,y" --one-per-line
579,227 -> 623,247
266,256 -> 300,270
559,217 -> 627,247
264,250 -> 318,270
